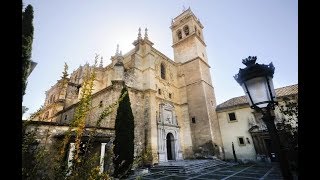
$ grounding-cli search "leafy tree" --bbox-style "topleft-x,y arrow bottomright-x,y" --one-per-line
113,87 -> 134,178
22,4 -> 34,98
277,97 -> 298,148
57,57 -> 99,179
277,96 -> 298,174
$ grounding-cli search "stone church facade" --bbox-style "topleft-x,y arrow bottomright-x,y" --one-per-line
27,8 -> 223,167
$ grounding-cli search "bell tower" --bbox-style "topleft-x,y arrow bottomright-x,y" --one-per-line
171,8 -> 207,64
171,8 -> 223,156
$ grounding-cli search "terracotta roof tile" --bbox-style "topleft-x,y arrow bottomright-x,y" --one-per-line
216,84 -> 298,111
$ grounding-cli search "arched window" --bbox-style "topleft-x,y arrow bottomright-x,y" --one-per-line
160,63 -> 166,79
183,25 -> 189,36
177,30 -> 182,40
195,26 -> 197,33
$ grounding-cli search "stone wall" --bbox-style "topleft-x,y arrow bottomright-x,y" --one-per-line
218,107 -> 258,162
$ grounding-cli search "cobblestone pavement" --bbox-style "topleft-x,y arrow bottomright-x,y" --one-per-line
127,161 -> 284,180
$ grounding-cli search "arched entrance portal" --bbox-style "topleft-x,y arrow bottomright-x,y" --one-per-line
166,133 -> 175,160
157,103 -> 182,162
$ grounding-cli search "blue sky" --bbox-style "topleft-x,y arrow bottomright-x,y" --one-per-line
22,0 -> 298,119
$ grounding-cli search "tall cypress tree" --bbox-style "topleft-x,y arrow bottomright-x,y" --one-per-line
113,86 -> 134,178
22,4 -> 34,98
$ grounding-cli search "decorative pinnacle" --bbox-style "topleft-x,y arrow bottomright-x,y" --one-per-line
99,57 -> 103,68
144,28 -> 148,39
120,50 -> 122,56
116,44 -> 119,55
138,27 -> 142,40
242,56 -> 257,66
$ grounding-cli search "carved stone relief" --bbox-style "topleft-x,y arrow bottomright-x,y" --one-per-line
157,103 -> 182,162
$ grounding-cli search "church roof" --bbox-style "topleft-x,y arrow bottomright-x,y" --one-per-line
216,84 -> 298,111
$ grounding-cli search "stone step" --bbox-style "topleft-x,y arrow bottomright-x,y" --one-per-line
184,162 -> 228,174
184,161 -> 226,170
150,158 -> 229,174
150,166 -> 184,174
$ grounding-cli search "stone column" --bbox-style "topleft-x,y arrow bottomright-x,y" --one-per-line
157,128 -> 161,153
175,131 -> 183,160
67,143 -> 75,175
99,143 -> 107,174
172,111 -> 177,125
174,138 -> 177,160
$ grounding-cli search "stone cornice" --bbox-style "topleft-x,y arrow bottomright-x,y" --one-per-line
216,104 -> 250,113
150,48 -> 176,65
183,79 -> 214,89
157,122 -> 180,129
179,56 -> 211,68
23,120 -> 115,130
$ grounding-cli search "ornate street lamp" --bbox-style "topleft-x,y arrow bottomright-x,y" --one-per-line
234,56 -> 292,179
234,56 -> 277,110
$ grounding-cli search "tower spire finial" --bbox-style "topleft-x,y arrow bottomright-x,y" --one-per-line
116,44 -> 119,55
138,27 -> 142,40
144,28 -> 148,40
183,5 -> 186,12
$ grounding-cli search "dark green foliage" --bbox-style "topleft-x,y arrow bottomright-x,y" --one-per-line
22,5 -> 34,38
22,125 -> 51,179
22,5 -> 34,97
277,97 -> 298,174
277,97 -> 298,150
22,129 -> 39,179
113,87 -> 134,178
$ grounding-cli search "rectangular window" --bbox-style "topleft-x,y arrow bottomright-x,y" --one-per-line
169,93 -> 172,99
158,89 -> 161,95
237,137 -> 245,146
192,117 -> 196,123
228,112 -> 237,122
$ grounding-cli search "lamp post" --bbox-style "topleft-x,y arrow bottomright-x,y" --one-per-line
234,56 -> 292,179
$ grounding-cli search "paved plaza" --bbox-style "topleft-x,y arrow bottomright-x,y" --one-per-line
127,160 -> 284,180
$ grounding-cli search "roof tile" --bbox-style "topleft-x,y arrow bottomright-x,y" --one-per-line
216,84 -> 298,111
